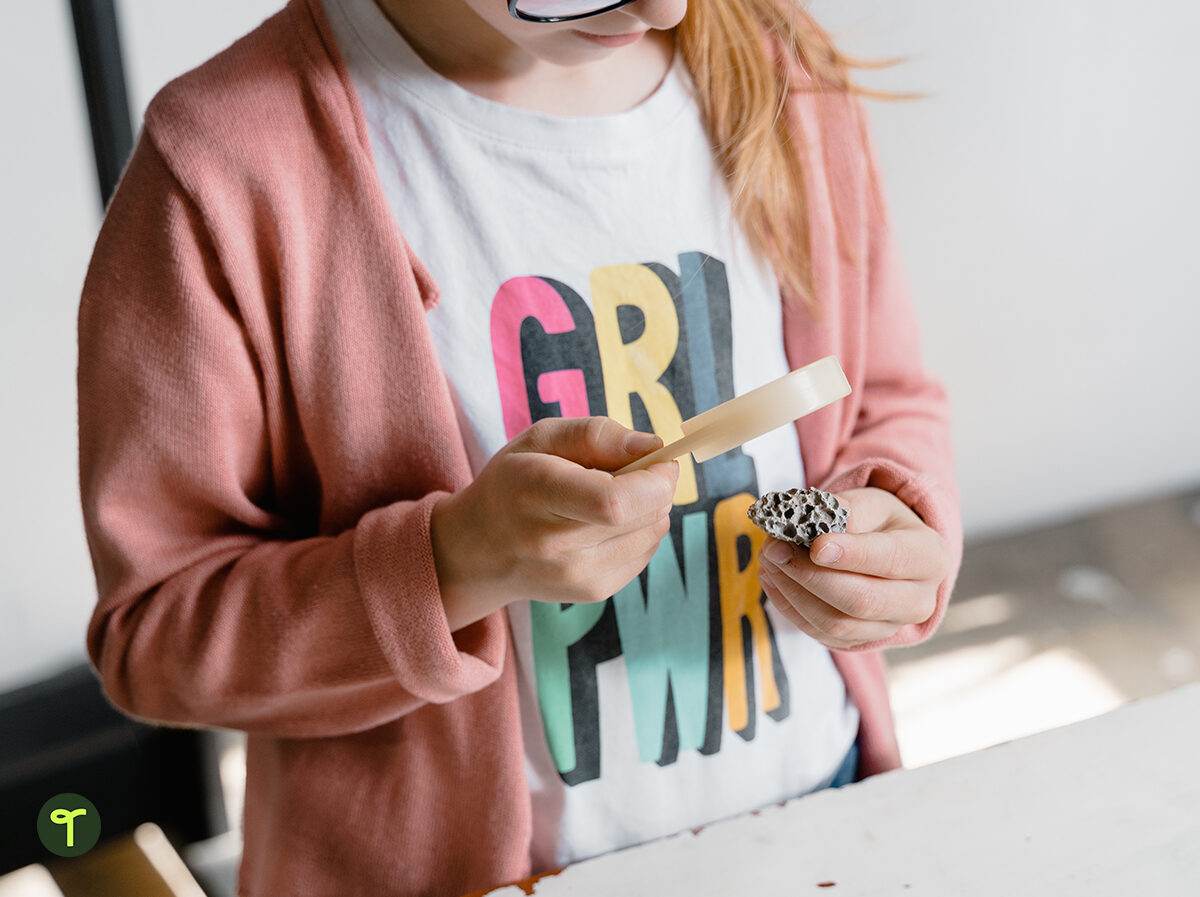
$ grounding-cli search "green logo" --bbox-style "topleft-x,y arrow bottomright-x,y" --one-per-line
37,793 -> 101,857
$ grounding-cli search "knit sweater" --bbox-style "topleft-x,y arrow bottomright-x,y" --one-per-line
77,1 -> 962,894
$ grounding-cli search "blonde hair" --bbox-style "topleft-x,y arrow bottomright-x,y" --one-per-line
678,0 -> 889,313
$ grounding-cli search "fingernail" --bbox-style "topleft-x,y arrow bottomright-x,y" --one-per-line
814,541 -> 843,565
625,431 -> 661,453
765,541 -> 793,565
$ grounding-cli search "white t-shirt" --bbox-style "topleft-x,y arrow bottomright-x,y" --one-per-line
323,0 -> 859,869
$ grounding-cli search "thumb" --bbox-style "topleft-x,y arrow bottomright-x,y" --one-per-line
513,417 -> 662,471
834,486 -> 913,534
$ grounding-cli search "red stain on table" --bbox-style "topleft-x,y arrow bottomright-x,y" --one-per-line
462,867 -> 564,897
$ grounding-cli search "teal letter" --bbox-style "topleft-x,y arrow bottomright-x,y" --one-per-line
612,511 -> 710,762
531,600 -> 608,774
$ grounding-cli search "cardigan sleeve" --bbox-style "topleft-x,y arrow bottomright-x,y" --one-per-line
818,103 -> 964,652
78,134 -> 506,739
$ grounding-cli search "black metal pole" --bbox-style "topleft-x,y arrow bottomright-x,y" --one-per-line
69,0 -> 134,209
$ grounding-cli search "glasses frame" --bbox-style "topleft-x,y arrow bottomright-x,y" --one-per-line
507,0 -> 639,24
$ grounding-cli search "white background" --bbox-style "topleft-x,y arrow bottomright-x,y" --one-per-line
2,0 -> 1198,691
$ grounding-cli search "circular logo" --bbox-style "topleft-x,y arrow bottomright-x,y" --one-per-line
37,793 -> 101,857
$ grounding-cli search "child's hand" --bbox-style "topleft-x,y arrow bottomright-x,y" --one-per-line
431,417 -> 679,630
756,487 -> 951,650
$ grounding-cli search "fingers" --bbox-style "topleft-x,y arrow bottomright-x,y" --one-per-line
508,418 -> 678,526
759,548 -> 936,626
562,517 -> 670,603
808,528 -> 949,582
465,418 -> 676,611
751,487 -> 949,649
549,460 -> 678,526
759,574 -> 899,650
594,513 -> 672,562
833,486 -> 911,535
514,416 -> 662,471
524,450 -> 676,526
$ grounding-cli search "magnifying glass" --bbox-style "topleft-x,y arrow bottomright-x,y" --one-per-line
615,355 -> 851,475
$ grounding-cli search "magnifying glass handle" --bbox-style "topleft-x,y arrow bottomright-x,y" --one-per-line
612,356 -> 850,476
614,430 -> 707,475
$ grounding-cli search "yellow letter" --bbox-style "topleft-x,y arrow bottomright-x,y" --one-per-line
715,493 -> 779,733
591,263 -> 698,505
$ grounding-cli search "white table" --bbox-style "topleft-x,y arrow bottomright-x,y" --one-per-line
484,682 -> 1200,896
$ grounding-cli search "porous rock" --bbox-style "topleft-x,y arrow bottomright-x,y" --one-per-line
747,487 -> 848,549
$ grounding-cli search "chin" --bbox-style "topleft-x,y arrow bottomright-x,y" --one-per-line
544,33 -> 649,66
535,43 -> 622,67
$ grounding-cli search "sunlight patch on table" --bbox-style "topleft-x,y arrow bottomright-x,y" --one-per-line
890,643 -> 1126,768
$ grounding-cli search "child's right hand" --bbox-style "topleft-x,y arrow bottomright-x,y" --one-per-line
430,417 -> 679,631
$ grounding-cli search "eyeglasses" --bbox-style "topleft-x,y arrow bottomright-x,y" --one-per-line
508,0 -> 639,24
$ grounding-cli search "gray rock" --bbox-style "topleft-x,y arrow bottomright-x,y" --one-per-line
747,487 -> 849,549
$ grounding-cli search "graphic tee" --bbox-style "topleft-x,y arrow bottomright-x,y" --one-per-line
323,0 -> 860,869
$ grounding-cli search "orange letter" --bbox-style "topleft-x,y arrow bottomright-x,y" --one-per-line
715,493 -> 780,734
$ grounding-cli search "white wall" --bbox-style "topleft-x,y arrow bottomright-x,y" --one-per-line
117,1 -> 285,116
1,0 -> 106,693
2,0 -> 1198,691
809,0 -> 1200,536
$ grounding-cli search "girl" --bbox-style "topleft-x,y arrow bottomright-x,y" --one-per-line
77,0 -> 961,894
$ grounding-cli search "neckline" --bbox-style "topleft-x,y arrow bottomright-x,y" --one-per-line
327,0 -> 694,155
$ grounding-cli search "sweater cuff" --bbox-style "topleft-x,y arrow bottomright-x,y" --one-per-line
353,491 -> 506,703
820,458 -> 963,652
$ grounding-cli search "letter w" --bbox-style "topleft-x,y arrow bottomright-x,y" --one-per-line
612,511 -> 710,763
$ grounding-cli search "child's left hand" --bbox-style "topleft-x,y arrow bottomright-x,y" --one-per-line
757,487 -> 951,650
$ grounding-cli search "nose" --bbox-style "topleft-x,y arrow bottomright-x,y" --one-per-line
618,0 -> 688,31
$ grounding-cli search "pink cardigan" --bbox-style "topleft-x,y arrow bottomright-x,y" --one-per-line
78,1 -> 962,894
